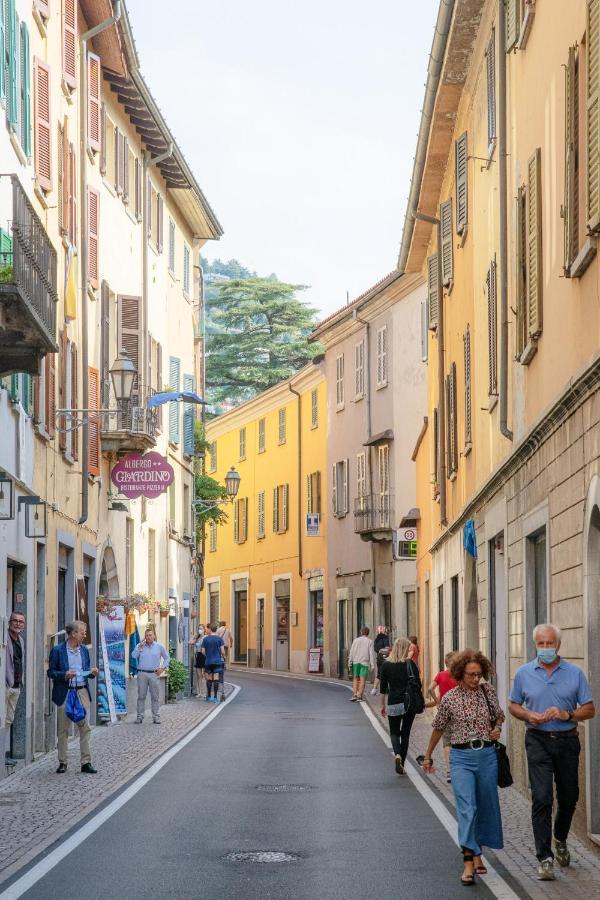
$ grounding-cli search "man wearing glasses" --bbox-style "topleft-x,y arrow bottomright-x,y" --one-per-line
5,612 -> 25,763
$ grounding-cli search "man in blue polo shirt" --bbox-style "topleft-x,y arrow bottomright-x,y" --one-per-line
509,623 -> 595,881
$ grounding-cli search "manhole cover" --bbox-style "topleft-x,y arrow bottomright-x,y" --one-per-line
225,851 -> 299,863
255,783 -> 314,793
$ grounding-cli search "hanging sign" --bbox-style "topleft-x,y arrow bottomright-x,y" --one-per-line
393,527 -> 418,561
111,451 -> 174,499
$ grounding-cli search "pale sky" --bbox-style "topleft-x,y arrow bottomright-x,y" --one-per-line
127,0 -> 439,318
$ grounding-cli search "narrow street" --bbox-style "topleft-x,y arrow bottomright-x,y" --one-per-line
4,673 -> 505,900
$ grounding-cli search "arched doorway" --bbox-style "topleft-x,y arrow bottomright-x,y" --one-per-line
584,476 -> 600,839
99,544 -> 119,598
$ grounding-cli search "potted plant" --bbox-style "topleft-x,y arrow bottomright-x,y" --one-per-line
167,658 -> 188,702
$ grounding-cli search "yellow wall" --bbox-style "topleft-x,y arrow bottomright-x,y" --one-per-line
202,366 -> 328,673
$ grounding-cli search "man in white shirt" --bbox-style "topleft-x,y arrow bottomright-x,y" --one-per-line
131,628 -> 170,724
216,621 -> 232,661
348,627 -> 377,702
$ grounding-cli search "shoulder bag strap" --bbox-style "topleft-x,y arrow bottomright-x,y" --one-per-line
481,683 -> 497,726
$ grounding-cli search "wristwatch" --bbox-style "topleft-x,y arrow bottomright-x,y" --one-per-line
567,711 -> 574,721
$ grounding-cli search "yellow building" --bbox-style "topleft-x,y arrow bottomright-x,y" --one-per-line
202,364 -> 328,674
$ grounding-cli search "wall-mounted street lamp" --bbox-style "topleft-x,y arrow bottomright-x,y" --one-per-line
0,470 -> 15,520
193,466 -> 241,512
56,351 -> 136,430
18,496 -> 47,538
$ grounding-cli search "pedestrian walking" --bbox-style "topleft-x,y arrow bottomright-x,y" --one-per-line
131,627 -> 170,724
348,626 -> 376,702
5,611 -> 25,765
201,624 -> 225,703
409,635 -> 420,670
191,627 -> 206,697
508,623 -> 595,881
422,649 -> 504,886
428,652 -> 458,783
370,625 -> 391,696
379,637 -> 421,775
216,621 -> 232,661
47,621 -> 99,774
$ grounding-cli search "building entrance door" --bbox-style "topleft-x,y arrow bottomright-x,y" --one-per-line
586,503 -> 600,838
234,580 -> 248,662
337,597 -> 352,677
275,580 -> 290,671
256,598 -> 265,668
489,533 -> 508,710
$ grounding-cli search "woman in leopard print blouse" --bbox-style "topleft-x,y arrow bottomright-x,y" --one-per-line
423,649 -> 505,886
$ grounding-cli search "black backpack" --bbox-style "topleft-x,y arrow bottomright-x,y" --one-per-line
404,660 -> 425,714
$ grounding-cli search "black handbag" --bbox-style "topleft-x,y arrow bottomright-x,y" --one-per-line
404,660 -> 425,715
482,684 -> 513,788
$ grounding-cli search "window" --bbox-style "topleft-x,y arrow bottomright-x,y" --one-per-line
88,367 -> 100,475
169,356 -> 181,442
208,441 -> 217,473
168,219 -> 176,272
376,326 -> 388,387
564,40 -> 592,277
234,497 -> 248,543
526,526 -> 548,656
258,417 -> 266,452
239,427 -> 246,460
183,373 -> 195,456
273,484 -> 289,533
378,444 -> 390,527
278,408 -> 286,444
455,132 -> 468,235
356,452 -> 367,505
34,57 -> 51,191
208,582 -> 220,624
125,518 -> 134,595
311,388 -> 318,428
505,0 -> 536,52
183,483 -> 190,536
307,471 -> 321,515
209,521 -> 217,553
335,354 -> 344,408
438,585 -> 445,671
19,23 -> 31,156
59,122 -> 77,247
427,254 -> 439,330
87,52 -> 101,153
446,362 -> 458,478
62,0 -> 76,90
515,150 -> 543,363
354,340 -> 364,399
125,146 -> 135,213
486,29 -> 496,154
430,407 -> 439,498
486,257 -> 498,399
7,16 -> 32,157
332,459 -> 349,517
451,576 -> 459,651
463,326 -> 472,447
183,244 -> 191,295
257,491 -> 266,538
440,198 -> 453,285
88,187 -> 99,289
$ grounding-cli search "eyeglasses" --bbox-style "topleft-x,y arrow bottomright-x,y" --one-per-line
464,671 -> 483,679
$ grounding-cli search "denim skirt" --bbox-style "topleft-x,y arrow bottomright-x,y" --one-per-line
450,745 -> 504,854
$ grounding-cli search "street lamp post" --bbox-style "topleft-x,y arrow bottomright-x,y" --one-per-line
193,466 -> 241,512
56,351 -> 137,430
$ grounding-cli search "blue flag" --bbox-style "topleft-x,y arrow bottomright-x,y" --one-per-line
464,518 -> 478,559
129,624 -> 141,675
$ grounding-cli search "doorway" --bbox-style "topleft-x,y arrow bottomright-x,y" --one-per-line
585,500 -> 600,838
337,597 -> 352,677
233,579 -> 248,662
274,580 -> 290,671
489,532 -> 508,707
310,589 -> 324,648
256,597 -> 265,667
6,561 -> 27,760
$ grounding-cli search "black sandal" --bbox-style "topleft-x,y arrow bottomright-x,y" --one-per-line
461,852 -> 476,886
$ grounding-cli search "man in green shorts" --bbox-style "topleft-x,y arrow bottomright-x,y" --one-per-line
348,627 -> 376,701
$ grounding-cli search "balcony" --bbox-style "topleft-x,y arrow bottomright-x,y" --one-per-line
100,390 -> 158,455
354,494 -> 394,542
0,176 -> 58,377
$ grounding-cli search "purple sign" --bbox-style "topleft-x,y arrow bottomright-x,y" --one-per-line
111,451 -> 175,499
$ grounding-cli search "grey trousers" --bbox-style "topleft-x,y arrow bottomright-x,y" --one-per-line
137,672 -> 160,720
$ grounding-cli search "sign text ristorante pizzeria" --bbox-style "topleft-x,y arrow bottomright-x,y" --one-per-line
111,451 -> 175,499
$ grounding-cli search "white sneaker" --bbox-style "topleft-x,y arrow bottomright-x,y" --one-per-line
537,859 -> 555,881
370,688 -> 377,696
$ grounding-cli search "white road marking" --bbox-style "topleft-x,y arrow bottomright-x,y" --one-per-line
358,700 -> 523,900
0,684 -> 241,900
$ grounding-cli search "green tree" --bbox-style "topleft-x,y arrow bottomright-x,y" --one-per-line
193,421 -> 228,531
206,277 -> 321,406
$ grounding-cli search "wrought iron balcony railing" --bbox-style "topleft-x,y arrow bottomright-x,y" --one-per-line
99,388 -> 158,453
354,494 -> 394,535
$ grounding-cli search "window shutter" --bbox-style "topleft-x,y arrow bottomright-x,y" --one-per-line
156,341 -> 163,430
87,52 -> 101,153
450,362 -> 458,474
343,459 -> 349,514
68,141 -> 76,245
113,126 -> 121,192
59,329 -> 67,451
445,375 -> 452,474
169,220 -> 175,271
183,373 -> 195,456
505,0 -> 520,52
122,136 -> 129,202
88,367 -> 100,475
273,486 -> 279,532
7,0 -> 17,128
526,148 -> 543,339
34,57 -> 51,191
61,117 -> 69,234
440,198 -> 453,285
242,498 -> 248,541
430,407 -> 438,487
515,186 -> 527,357
234,500 -> 239,543
146,178 -> 152,238
463,326 -> 472,444
258,491 -> 265,537
62,0 -> 76,89
307,473 -> 312,514
88,187 -> 99,289
157,194 -> 163,252
46,354 -> 55,438
100,281 -> 110,408
118,295 -> 142,404
427,254 -> 439,329
564,45 -> 578,273
135,158 -> 142,221
487,258 -> 498,396
33,371 -> 40,422
487,30 -> 497,147
100,102 -> 106,174
332,463 -> 337,516
0,2 -> 5,103
380,326 -> 387,384
20,23 -> 31,157
420,301 -> 428,362
71,342 -> 78,460
169,356 -> 181,442
282,485 -> 289,532
588,0 -> 600,231
311,389 -> 318,428
455,132 -> 468,234
316,471 -> 321,515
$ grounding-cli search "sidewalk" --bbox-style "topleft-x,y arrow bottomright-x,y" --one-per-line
0,689 -> 231,887
364,690 -> 600,900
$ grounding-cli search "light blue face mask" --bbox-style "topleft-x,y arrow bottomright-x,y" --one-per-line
537,648 -> 558,664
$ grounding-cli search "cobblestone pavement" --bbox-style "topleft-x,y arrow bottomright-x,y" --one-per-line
0,688 -> 231,887
365,691 -> 600,899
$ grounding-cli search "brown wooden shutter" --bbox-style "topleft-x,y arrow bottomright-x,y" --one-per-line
588,0 -> 600,231
62,0 -> 76,89
117,295 -> 142,404
564,45 -> 578,273
515,186 -> 527,357
455,132 -> 468,234
526,148 -> 543,340
88,367 -> 100,475
122,136 -> 129,202
46,353 -> 55,438
88,187 -> 99,289
427,253 -> 439,329
68,140 -> 76,246
61,117 -> 69,235
71,342 -> 78,460
135,158 -> 142,221
430,407 -> 438,487
487,258 -> 498,396
34,58 -> 52,191
463,326 -> 472,445
100,102 -> 106,174
156,341 -> 163,430
506,0 -> 520,52
87,52 -> 101,153
146,179 -> 152,238
58,328 -> 67,450
450,361 -> 458,474
114,126 -> 121,193
440,198 -> 453,285
100,280 -> 110,408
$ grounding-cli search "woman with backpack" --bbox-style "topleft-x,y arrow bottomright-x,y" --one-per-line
379,637 -> 423,776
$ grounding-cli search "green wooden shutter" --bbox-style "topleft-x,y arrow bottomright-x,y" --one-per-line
463,327 -> 472,444
440,198 -> 453,285
282,484 -> 289,532
183,373 -> 195,456
455,132 -> 468,234
9,373 -> 19,402
588,0 -> 600,231
0,2 -> 5,103
20,23 -> 30,156
487,30 -> 497,148
506,0 -> 520,52
169,356 -> 180,442
527,148 -> 543,339
564,45 -> 578,272
7,0 -> 17,128
273,487 -> 279,532
515,186 -> 527,357
233,500 -> 239,543
427,253 -> 439,329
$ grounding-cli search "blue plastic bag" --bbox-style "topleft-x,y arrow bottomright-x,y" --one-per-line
65,685 -> 86,723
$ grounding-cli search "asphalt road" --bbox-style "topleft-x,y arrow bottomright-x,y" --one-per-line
17,672 -> 496,900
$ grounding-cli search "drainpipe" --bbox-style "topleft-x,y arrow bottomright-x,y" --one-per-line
78,1 -> 122,525
144,143 -> 174,391
498,0 -> 513,442
288,383 -> 302,578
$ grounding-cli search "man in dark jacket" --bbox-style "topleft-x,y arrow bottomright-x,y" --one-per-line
47,621 -> 98,774
371,626 -> 391,696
